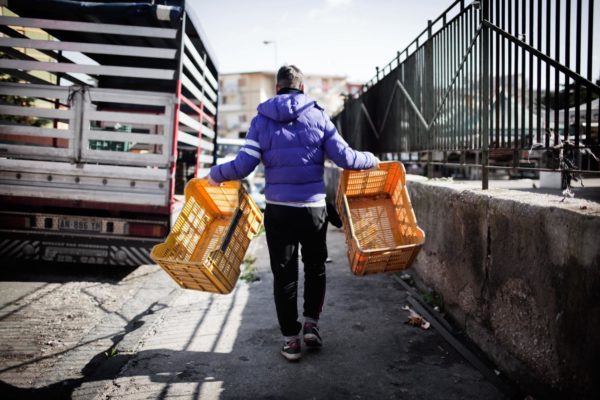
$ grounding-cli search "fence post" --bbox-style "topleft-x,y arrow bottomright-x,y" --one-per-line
425,20 -> 434,179
481,0 -> 490,190
70,86 -> 85,163
424,20 -> 434,150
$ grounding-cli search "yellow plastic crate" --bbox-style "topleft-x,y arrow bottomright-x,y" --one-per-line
336,161 -> 425,275
151,179 -> 263,294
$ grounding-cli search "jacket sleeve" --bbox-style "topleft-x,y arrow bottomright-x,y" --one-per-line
209,117 -> 262,183
322,115 -> 377,170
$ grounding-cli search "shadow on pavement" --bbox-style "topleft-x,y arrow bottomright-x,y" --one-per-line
0,260 -> 137,284
97,228 -> 510,399
0,228 -> 514,400
0,299 -> 166,400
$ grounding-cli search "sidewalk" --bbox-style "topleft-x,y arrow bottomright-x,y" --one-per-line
93,227 -> 508,400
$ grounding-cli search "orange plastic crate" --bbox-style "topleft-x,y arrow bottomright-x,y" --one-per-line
151,179 -> 263,294
336,161 -> 425,275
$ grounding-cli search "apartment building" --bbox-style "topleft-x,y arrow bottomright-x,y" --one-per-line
218,71 -> 351,138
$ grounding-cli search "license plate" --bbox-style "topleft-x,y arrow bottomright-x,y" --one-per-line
59,217 -> 102,232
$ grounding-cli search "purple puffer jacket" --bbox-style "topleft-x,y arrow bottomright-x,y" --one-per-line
209,92 -> 377,203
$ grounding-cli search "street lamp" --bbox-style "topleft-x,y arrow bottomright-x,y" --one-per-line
263,40 -> 278,71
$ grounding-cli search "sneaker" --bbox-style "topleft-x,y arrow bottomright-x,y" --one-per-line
281,338 -> 301,361
303,322 -> 322,348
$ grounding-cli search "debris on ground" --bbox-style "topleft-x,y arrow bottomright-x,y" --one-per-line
402,305 -> 431,330
400,273 -> 414,286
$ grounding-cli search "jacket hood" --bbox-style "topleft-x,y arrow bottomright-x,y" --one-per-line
257,93 -> 316,123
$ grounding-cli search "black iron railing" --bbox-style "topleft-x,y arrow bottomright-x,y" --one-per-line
334,0 -> 600,189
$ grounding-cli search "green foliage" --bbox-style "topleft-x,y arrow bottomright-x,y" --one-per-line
104,347 -> 119,358
0,72 -> 50,127
421,290 -> 444,309
240,256 -> 260,283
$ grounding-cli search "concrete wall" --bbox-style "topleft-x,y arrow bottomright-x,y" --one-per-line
325,164 -> 600,398
406,178 -> 600,399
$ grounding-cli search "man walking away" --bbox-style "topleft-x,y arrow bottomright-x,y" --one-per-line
208,65 -> 378,361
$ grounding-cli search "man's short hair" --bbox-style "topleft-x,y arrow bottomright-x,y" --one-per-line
277,65 -> 304,89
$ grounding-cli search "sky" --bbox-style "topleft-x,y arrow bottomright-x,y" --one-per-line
188,0 -> 453,82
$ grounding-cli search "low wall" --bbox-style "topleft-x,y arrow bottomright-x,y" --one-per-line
406,177 -> 600,399
325,165 -> 600,399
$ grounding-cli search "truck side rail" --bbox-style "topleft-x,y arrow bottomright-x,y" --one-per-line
0,15 -> 178,85
0,2 -> 219,201
0,82 -> 175,168
0,82 -> 76,162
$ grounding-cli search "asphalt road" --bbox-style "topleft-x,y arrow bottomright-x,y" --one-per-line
0,229 -> 514,400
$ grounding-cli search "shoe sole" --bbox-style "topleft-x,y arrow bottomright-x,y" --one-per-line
303,333 -> 322,348
281,350 -> 301,361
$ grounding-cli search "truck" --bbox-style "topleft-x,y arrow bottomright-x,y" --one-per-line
0,0 -> 219,266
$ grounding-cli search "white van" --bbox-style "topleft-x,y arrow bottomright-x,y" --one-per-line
216,137 -> 265,210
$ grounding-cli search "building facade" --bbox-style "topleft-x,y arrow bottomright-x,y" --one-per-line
217,71 -> 352,138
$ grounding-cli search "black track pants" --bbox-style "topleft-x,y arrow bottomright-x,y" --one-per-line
264,203 -> 328,337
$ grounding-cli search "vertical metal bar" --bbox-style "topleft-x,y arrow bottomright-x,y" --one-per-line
456,17 -> 460,151
514,0 -> 520,150
441,22 -> 445,152
529,0 -> 535,146
462,7 -> 467,152
425,20 -> 434,152
459,0 -> 465,153
477,5 -> 482,150
470,5 -> 475,150
545,0 -> 552,148
453,18 -> 458,151
487,1 -> 492,151
71,86 -> 83,162
474,3 -> 478,150
446,19 -> 452,150
473,9 -> 478,151
482,0 -> 490,190
430,38 -> 435,152
444,20 -> 449,151
554,0 -> 561,146
455,15 -> 459,152
170,14 -> 186,201
437,34 -> 441,151
507,0 -> 513,148
585,0 -> 594,143
521,0 -> 527,148
501,0 -> 506,148
564,0 -> 571,142
536,0 -> 542,144
453,18 -> 457,151
573,0 -> 582,149
495,0 -> 500,149
488,3 -> 500,155
195,52 -> 209,177
465,6 -> 470,153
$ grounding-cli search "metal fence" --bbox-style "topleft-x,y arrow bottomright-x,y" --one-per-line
334,0 -> 600,188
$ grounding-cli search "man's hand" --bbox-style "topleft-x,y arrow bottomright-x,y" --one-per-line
368,156 -> 380,171
207,173 -> 220,186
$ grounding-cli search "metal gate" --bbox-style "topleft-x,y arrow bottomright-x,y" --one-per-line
335,0 -> 600,188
